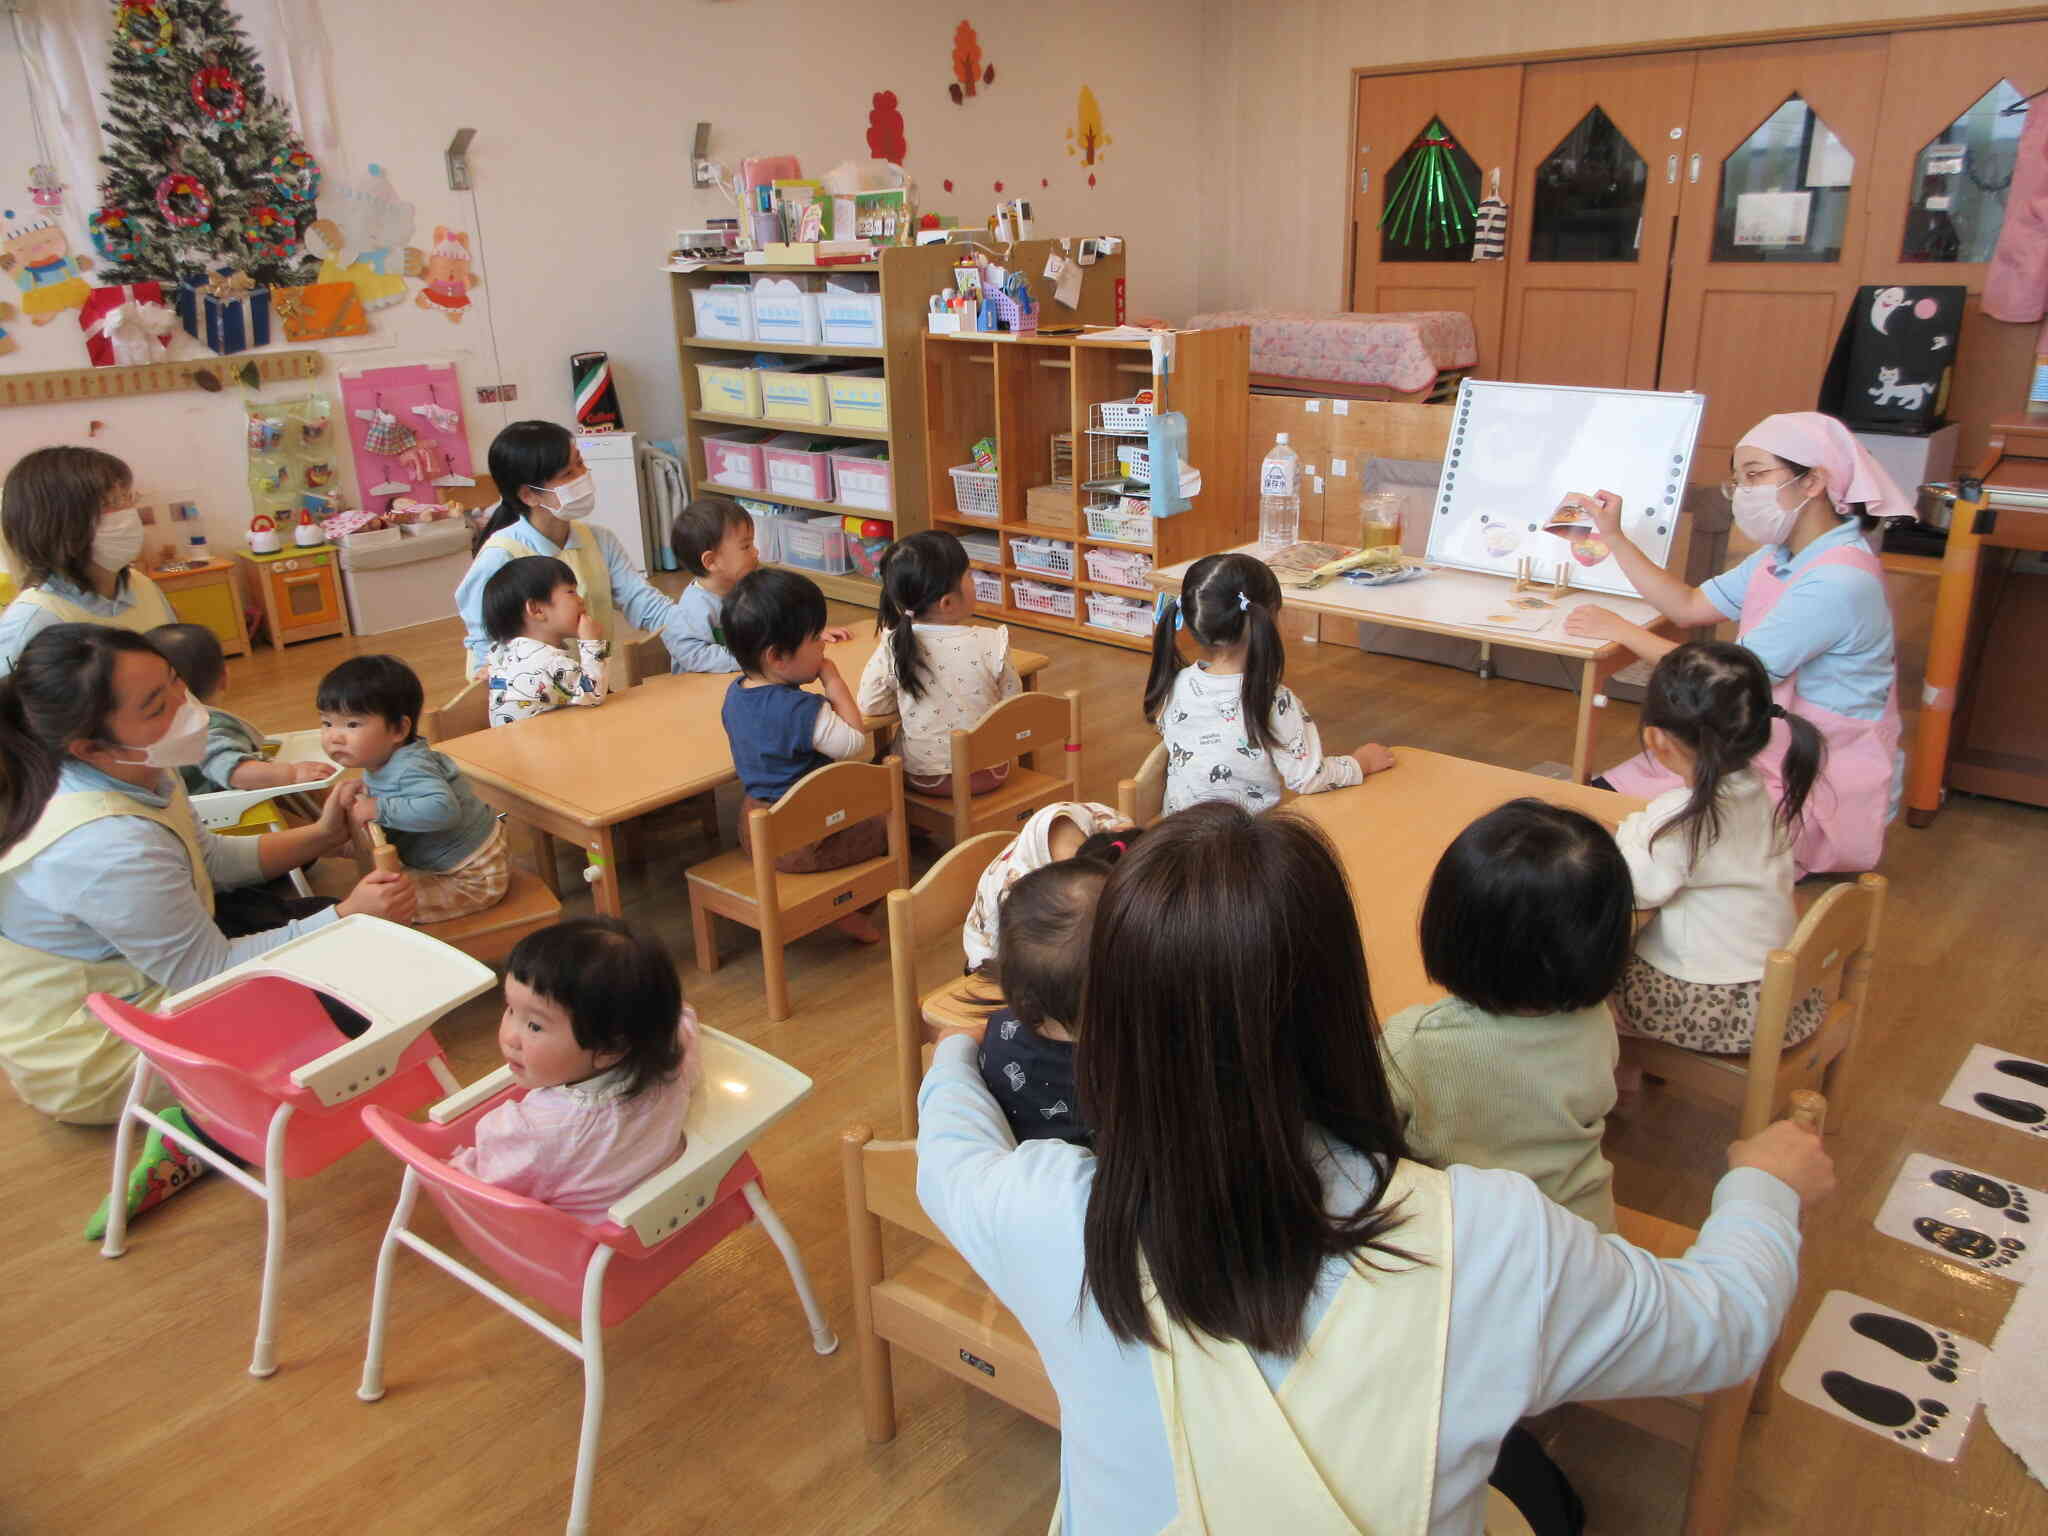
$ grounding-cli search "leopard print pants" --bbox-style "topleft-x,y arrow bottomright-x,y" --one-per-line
1615,953 -> 1826,1055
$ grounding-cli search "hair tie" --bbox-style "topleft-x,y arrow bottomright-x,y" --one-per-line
1237,592 -> 1252,612
1109,839 -> 1127,855
1769,703 -> 1787,719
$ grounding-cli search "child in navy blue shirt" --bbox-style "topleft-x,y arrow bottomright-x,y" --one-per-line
719,569 -> 883,939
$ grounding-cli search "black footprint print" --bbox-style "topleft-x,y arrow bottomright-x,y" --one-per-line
1914,1217 -> 2026,1272
1822,1371 -> 1950,1441
1974,1092 -> 2048,1134
1996,1058 -> 2048,1089
1850,1312 -> 1963,1380
1932,1168 -> 2031,1224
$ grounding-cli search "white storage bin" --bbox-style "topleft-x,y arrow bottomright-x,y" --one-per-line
1085,497 -> 1154,546
1085,591 -> 1154,637
751,277 -> 822,346
691,284 -> 753,341
338,521 -> 472,635
818,288 -> 884,347
1009,535 -> 1075,578
780,515 -> 852,575
971,569 -> 1004,607
1011,578 -> 1076,620
1085,546 -> 1155,588
949,465 -> 1000,520
828,445 -> 893,512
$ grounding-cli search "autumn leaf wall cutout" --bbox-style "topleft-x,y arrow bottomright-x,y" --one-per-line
950,20 -> 994,104
867,91 -> 907,163
1067,86 -> 1111,166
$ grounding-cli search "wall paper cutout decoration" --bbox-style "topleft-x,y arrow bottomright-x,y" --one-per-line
1,215 -> 93,324
302,164 -> 419,312
949,20 -> 994,103
416,228 -> 479,322
79,281 -> 177,366
867,91 -> 908,164
271,280 -> 368,341
0,301 -> 16,357
1068,86 -> 1112,166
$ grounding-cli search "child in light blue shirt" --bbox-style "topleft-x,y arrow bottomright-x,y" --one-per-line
661,497 -> 756,673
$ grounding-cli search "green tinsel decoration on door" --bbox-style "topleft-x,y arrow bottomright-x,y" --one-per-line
1378,119 -> 1477,251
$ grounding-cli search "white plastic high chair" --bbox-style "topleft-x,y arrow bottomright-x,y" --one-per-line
87,917 -> 495,1377
186,727 -> 341,830
355,1028 -> 838,1536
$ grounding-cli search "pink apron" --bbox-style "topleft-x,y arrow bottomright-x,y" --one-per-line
1604,543 -> 1901,875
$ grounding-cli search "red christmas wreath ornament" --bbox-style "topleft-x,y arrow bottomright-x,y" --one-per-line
155,172 -> 213,230
191,64 -> 246,124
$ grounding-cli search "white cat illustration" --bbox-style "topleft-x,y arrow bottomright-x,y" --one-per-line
1868,367 -> 1935,410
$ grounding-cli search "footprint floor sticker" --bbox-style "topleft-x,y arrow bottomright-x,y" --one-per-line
1782,1291 -> 1985,1462
1940,1045 -> 2048,1138
1874,1153 -> 2040,1281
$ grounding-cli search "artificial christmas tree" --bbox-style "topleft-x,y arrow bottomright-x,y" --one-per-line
95,0 -> 317,289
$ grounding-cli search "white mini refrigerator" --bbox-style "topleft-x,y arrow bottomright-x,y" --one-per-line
339,522 -> 474,635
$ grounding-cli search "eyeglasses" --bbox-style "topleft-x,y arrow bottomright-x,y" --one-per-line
1718,468 -> 1797,502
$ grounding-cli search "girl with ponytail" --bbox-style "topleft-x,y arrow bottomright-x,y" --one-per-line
856,530 -> 1019,796
1143,552 -> 1393,814
1613,641 -> 1829,1061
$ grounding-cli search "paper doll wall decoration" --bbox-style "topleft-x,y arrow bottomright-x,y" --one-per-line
302,164 -> 421,311
416,229 -> 479,321
1,215 -> 93,324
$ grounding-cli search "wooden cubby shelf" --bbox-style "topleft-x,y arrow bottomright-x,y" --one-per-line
921,328 -> 1250,650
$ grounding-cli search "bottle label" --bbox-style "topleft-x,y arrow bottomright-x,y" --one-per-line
1260,461 -> 1296,496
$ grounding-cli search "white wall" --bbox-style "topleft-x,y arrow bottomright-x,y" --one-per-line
0,0 -> 1203,557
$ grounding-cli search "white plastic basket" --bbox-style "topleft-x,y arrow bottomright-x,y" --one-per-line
1084,498 -> 1153,546
1009,535 -> 1075,577
1011,578 -> 1076,619
1085,546 -> 1155,588
1117,443 -> 1156,482
971,569 -> 1004,606
1085,591 -> 1154,637
1092,395 -> 1155,434
949,465 -> 1000,520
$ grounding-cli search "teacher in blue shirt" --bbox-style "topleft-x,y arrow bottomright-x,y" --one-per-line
453,420 -> 675,679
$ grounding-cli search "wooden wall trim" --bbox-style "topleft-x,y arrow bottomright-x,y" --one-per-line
1347,4 -> 2048,81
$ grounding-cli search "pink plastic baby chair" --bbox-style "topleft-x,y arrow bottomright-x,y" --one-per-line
88,917 -> 495,1377
355,1026 -> 837,1536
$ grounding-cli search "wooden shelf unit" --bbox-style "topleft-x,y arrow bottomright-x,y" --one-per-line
669,242 -> 1126,608
922,328 -> 1250,650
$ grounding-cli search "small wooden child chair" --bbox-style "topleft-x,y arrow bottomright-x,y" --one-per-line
902,689 -> 1082,849
87,917 -> 494,1376
1116,741 -> 1168,826
1619,874 -> 1885,1138
358,1028 -> 837,1536
686,757 -> 911,1021
356,821 -> 563,969
885,830 -> 1011,1133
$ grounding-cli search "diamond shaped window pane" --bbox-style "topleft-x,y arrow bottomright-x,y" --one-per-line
1379,118 -> 1482,263
1530,106 -> 1648,262
1711,94 -> 1854,263
1903,79 -> 2027,264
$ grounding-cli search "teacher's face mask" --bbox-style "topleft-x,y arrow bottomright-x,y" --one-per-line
1730,477 -> 1812,548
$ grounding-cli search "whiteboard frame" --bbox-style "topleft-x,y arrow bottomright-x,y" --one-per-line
1426,379 -> 1706,600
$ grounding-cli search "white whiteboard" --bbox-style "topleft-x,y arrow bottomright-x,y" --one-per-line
1427,380 -> 1705,600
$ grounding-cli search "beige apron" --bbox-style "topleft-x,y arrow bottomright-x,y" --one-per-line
481,528 -> 631,688
13,567 -> 179,633
0,787 -> 213,1125
1053,1162 -> 1532,1536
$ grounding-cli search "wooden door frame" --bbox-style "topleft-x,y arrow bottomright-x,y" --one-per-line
1342,5 -> 2048,306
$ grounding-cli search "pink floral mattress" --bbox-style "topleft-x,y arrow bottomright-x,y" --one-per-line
1189,309 -> 1479,394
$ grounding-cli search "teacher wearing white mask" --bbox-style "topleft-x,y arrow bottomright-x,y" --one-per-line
1562,411 -> 1909,875
453,420 -> 675,680
0,446 -> 175,674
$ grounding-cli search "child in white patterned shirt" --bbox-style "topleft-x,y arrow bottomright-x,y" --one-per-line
481,556 -> 609,727
454,918 -> 701,1224
1145,552 -> 1395,815
856,530 -> 1019,796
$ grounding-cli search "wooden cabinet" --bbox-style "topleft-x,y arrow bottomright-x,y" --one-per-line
235,545 -> 350,649
922,327 -> 1249,651
151,557 -> 250,657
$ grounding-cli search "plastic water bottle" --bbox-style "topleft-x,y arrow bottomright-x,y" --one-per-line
1259,433 -> 1300,551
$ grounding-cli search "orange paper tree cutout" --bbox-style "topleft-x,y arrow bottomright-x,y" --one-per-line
950,20 -> 994,103
1067,85 -> 1111,165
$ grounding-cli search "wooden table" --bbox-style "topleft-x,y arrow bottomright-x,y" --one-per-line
1290,747 -> 1642,1017
1906,417 -> 2048,825
437,623 -> 1046,916
1152,546 -> 1676,783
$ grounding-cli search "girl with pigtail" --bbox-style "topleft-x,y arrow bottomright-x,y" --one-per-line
1143,551 -> 1394,815
1614,641 -> 1829,1061
856,530 -> 1020,797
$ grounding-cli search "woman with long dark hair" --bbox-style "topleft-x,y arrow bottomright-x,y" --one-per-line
918,802 -> 1834,1533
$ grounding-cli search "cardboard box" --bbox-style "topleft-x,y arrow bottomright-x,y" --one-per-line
1024,483 -> 1078,532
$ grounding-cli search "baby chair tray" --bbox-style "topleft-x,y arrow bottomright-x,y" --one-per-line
188,728 -> 342,831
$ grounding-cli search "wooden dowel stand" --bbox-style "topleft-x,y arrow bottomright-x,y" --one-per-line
1788,1089 -> 1826,1134
368,823 -> 402,876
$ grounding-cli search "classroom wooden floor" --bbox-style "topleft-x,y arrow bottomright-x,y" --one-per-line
5,589 -> 2043,1535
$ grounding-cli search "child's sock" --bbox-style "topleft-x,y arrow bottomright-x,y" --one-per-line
83,1106 -> 210,1241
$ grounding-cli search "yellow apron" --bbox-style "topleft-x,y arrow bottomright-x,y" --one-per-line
12,567 -> 179,633
482,528 -> 630,687
0,787 -> 213,1125
1055,1162 -> 1532,1536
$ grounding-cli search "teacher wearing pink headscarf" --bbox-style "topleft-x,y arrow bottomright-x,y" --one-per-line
1562,412 -> 1911,875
